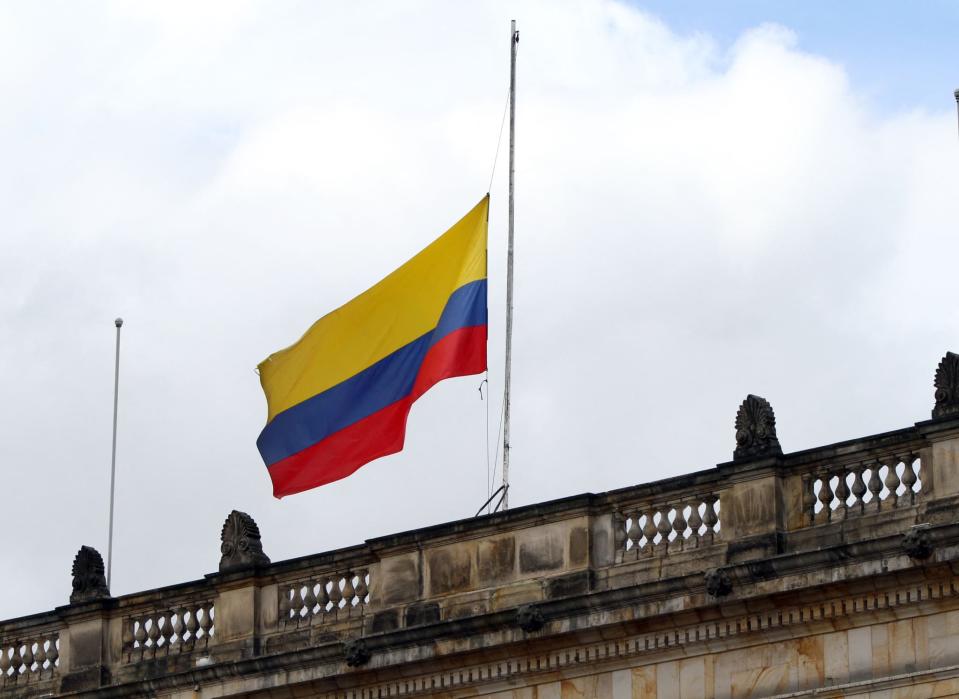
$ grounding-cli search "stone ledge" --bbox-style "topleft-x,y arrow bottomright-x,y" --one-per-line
34,522 -> 959,698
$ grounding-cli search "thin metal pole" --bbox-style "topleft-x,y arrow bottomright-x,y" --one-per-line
954,89 -> 959,138
107,317 -> 123,589
502,20 -> 518,511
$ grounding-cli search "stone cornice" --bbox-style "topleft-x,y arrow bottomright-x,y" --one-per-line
50,520 -> 959,698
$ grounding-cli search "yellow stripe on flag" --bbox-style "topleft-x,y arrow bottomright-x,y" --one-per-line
258,196 -> 489,423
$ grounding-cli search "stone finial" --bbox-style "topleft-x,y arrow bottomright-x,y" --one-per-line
515,605 -> 545,633
219,510 -> 270,573
704,568 -> 732,598
733,394 -> 783,460
344,639 -> 371,667
933,352 -> 959,419
903,525 -> 933,560
70,545 -> 110,604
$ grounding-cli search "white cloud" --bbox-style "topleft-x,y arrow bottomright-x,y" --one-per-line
0,1 -> 956,619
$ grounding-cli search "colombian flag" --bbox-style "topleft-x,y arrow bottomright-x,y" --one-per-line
256,197 -> 489,498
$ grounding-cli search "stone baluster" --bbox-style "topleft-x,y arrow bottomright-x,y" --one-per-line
850,466 -> 867,513
34,641 -> 46,674
866,463 -> 883,511
133,620 -> 147,655
328,578 -> 343,611
147,618 -> 160,655
343,573 -> 356,607
687,500 -> 704,543
37,640 -> 47,674
10,644 -> 21,679
900,454 -> 918,505
702,497 -> 719,542
355,570 -> 369,604
303,583 -> 317,618
817,471 -> 833,522
801,476 -> 817,525
883,458 -> 901,508
834,468 -> 851,518
185,608 -> 199,643
641,509 -> 657,551
613,511 -> 627,552
318,577 -> 331,612
625,511 -> 640,552
278,588 -> 291,623
206,607 -> 216,640
0,645 -> 10,680
173,608 -> 185,646
46,637 -> 57,668
165,614 -> 176,648
671,504 -> 688,549
290,585 -> 304,620
21,642 -> 33,674
154,615 -> 166,649
655,508 -> 672,548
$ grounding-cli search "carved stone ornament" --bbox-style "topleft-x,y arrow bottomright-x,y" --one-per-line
932,352 -> 959,419
704,568 -> 733,598
903,526 -> 933,560
219,510 -> 271,573
70,545 -> 110,604
734,394 -> 783,461
344,638 -> 371,667
515,605 -> 545,633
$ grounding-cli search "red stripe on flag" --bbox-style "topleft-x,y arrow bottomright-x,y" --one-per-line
267,324 -> 487,498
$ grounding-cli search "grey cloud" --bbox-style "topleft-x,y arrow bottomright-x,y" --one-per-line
0,1 -> 956,619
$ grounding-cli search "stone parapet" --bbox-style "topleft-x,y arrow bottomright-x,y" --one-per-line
2,352 -> 959,697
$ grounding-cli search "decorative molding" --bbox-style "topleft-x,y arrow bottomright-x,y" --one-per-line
516,605 -> 545,633
704,568 -> 733,597
70,545 -> 110,604
310,578 -> 959,698
345,639 -> 371,668
219,510 -> 270,573
933,352 -> 959,419
903,525 -> 933,560
734,395 -> 783,460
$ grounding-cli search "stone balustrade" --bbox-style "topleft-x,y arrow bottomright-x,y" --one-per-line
803,453 -> 923,525
280,568 -> 371,627
616,492 -> 722,557
122,600 -> 215,663
0,625 -> 60,690
1,351 -> 959,698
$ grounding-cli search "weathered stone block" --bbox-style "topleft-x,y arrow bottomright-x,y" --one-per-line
590,514 -> 615,568
545,571 -> 593,599
727,533 -> 783,563
404,602 -> 440,627
214,586 -> 255,642
519,535 -> 564,573
378,555 -> 420,605
428,547 -> 473,595
569,527 -> 588,566
370,609 -> 399,633
491,581 -> 543,610
478,537 -> 515,585
721,475 -> 781,540
64,617 -> 105,670
59,666 -> 110,693
928,435 -> 959,499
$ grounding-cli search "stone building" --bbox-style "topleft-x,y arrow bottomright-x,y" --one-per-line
3,352 -> 959,698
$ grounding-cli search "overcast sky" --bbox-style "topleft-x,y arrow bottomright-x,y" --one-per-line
1,1 -> 957,620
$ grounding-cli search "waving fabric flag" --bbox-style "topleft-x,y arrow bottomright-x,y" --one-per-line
256,196 -> 489,498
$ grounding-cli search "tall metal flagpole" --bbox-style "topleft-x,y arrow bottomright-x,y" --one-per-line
107,317 -> 123,588
502,20 -> 518,511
